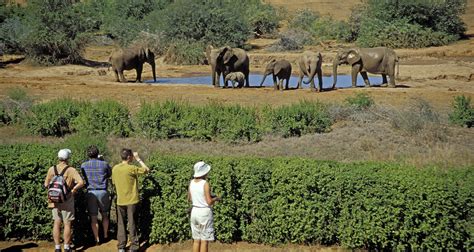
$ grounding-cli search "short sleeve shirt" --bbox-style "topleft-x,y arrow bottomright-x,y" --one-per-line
45,163 -> 83,208
81,159 -> 111,190
111,163 -> 147,206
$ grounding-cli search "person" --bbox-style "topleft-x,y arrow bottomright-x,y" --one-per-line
112,148 -> 150,252
80,145 -> 111,245
188,161 -> 221,252
44,149 -> 84,252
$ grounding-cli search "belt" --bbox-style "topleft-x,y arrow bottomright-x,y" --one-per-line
192,205 -> 210,208
88,188 -> 107,191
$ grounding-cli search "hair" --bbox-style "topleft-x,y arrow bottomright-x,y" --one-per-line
120,148 -> 133,161
87,145 -> 99,159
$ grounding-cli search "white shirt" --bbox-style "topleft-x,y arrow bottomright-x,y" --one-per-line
189,179 -> 209,208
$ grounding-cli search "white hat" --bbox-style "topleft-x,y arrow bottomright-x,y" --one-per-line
58,149 -> 72,160
193,161 -> 211,178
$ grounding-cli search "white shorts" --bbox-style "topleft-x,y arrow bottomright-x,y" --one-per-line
190,207 -> 215,241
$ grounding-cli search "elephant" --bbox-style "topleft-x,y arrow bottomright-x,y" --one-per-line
259,59 -> 292,90
333,47 -> 399,88
109,47 -> 156,83
225,72 -> 246,88
297,51 -> 323,92
205,45 -> 250,88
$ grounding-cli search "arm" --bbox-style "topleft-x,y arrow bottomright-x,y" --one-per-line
133,152 -> 150,173
44,168 -> 52,188
71,169 -> 85,194
204,182 -> 220,206
187,186 -> 192,203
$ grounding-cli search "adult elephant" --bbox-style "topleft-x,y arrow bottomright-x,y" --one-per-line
109,47 -> 156,83
297,51 -> 323,92
259,59 -> 292,90
332,47 -> 398,88
206,45 -> 250,88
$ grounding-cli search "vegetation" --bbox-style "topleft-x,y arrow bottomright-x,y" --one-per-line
345,92 -> 374,111
1,144 -> 472,250
0,87 -> 32,125
449,95 -> 474,128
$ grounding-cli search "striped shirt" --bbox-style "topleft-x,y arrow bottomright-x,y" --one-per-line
81,159 -> 111,190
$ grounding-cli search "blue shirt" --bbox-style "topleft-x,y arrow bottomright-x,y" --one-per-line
81,159 -> 111,190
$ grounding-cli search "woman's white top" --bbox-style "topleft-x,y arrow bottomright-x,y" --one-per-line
189,179 -> 209,208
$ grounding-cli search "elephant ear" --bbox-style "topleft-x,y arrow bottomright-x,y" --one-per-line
274,60 -> 284,76
347,49 -> 361,65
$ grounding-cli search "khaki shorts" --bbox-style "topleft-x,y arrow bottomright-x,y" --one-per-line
190,207 -> 214,241
52,196 -> 75,222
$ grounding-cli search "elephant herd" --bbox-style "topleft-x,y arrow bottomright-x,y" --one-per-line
109,45 -> 399,91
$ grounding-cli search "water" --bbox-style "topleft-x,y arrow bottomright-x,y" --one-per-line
145,74 -> 384,89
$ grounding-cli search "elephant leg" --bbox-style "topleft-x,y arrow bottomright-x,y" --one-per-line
113,70 -> 120,82
389,74 -> 396,88
382,74 -> 388,84
351,66 -> 359,87
222,74 -> 228,88
297,73 -> 303,89
136,65 -> 143,83
285,78 -> 289,90
310,77 -> 316,92
317,69 -> 323,92
119,71 -> 127,83
273,75 -> 278,90
360,72 -> 370,87
279,79 -> 284,91
245,73 -> 250,88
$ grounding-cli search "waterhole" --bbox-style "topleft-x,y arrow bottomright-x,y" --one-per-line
145,74 -> 384,88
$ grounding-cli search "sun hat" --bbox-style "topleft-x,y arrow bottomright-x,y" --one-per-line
193,161 -> 211,178
58,149 -> 72,160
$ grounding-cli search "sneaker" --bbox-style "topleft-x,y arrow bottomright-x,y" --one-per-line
118,249 -> 126,252
55,249 -> 61,252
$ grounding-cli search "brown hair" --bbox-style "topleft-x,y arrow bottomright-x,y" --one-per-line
120,148 -> 132,161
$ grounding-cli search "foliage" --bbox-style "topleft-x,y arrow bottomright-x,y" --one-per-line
72,100 -> 133,137
390,99 -> 442,135
449,95 -> 473,128
310,16 -> 352,42
288,9 -> 319,30
352,0 -> 466,48
345,92 -> 375,110
263,101 -> 331,137
21,0 -> 95,65
26,99 -> 84,137
0,87 -> 32,125
244,0 -> 281,36
1,144 -> 473,249
163,40 -> 206,65
0,16 -> 29,54
267,29 -> 313,52
135,100 -> 261,143
356,18 -> 457,48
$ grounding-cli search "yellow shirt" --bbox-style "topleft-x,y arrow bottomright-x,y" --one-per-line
112,163 -> 147,206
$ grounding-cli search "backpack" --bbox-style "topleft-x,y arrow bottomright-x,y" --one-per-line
47,165 -> 70,203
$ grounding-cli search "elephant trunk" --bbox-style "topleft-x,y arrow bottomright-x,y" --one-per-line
211,67 -> 217,87
259,73 -> 268,87
332,57 -> 338,89
303,65 -> 317,85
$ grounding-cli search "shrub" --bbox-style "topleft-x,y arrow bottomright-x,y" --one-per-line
390,99 -> 442,135
72,100 -> 133,137
449,95 -> 473,128
0,16 -> 29,54
263,101 -> 331,137
0,87 -> 32,124
21,0 -> 94,65
345,92 -> 374,110
245,0 -> 281,36
267,29 -> 313,52
26,98 -> 85,136
163,40 -> 206,65
288,9 -> 319,30
310,16 -> 351,42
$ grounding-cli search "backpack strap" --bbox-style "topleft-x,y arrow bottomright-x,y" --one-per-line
53,165 -> 59,176
59,166 -> 70,176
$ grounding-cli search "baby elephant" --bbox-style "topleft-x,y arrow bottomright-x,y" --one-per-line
260,59 -> 292,90
224,72 -> 246,88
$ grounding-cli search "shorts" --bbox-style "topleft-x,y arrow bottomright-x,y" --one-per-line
52,196 -> 75,222
86,190 -> 111,216
190,207 -> 214,241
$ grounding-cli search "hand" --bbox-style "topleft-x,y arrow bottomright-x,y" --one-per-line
71,188 -> 78,195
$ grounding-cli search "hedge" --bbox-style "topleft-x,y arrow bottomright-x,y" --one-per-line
2,143 -> 472,250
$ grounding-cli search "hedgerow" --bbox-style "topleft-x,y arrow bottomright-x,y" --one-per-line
1,145 -> 472,249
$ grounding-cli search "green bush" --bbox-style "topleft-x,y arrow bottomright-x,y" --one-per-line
449,95 -> 473,128
356,18 -> 457,48
310,16 -> 351,42
72,100 -> 132,137
0,87 -> 32,125
263,101 -> 331,137
26,98 -> 85,137
163,40 -> 206,65
1,144 -> 473,249
245,0 -> 281,36
289,9 -> 319,30
21,0 -> 94,65
345,92 -> 374,110
0,16 -> 29,54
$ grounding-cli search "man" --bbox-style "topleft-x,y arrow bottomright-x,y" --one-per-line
112,148 -> 150,252
44,149 -> 84,252
81,145 -> 111,245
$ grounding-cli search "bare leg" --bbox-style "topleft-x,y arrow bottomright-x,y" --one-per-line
102,214 -> 109,240
91,215 -> 99,242
193,240 -> 201,252
360,72 -> 370,87
63,221 -> 72,246
53,219 -> 62,246
200,240 -> 209,252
